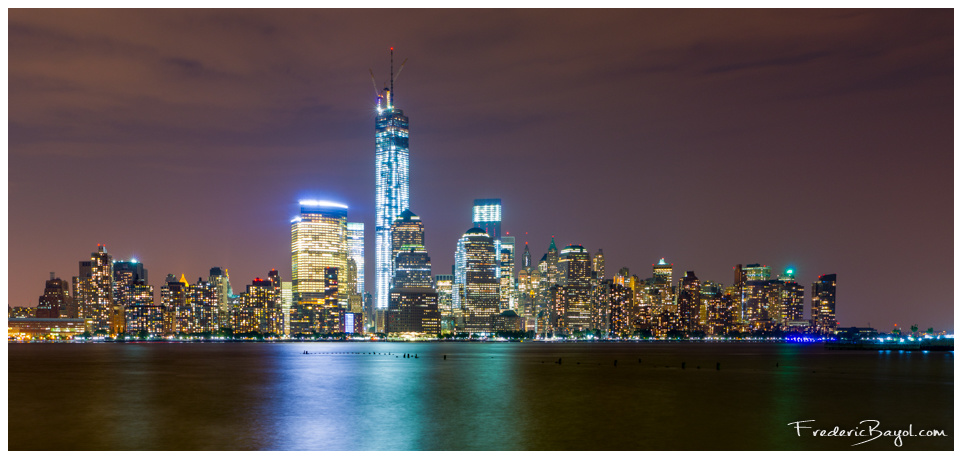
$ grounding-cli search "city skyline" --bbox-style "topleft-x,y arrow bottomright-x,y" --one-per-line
8,9 -> 953,331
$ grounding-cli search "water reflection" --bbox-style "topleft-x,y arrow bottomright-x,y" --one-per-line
8,342 -> 953,450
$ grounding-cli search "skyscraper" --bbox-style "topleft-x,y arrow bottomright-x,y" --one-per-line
546,237 -> 559,285
558,245 -> 592,333
391,209 -> 425,278
677,271 -> 701,333
113,259 -> 146,333
812,273 -> 837,334
291,200 -> 349,334
75,245 -> 114,333
434,274 -> 454,330
461,228 -> 499,333
347,222 -> 365,294
472,199 -> 502,242
208,267 -> 232,330
375,50 -> 410,311
592,249 -> 605,281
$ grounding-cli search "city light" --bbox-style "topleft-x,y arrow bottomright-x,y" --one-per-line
299,200 -> 348,209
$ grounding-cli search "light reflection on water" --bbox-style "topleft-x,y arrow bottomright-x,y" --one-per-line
8,342 -> 953,450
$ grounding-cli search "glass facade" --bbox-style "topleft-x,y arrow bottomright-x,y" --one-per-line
472,199 -> 502,241
461,228 -> 499,333
346,222 -> 365,294
291,201 -> 349,314
812,273 -> 837,333
375,98 -> 410,311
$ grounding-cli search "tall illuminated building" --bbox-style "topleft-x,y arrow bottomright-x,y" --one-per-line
651,258 -> 674,313
125,280 -> 158,335
812,273 -> 837,334
234,274 -> 282,335
780,279 -> 805,325
391,210 -> 425,278
208,267 -> 232,329
75,245 -> 114,333
472,199 -> 502,242
545,237 -> 559,285
291,200 -> 349,335
461,228 -> 499,333
281,281 -> 292,335
435,274 -> 454,330
452,233 -> 468,312
558,245 -> 592,333
161,274 -> 190,335
374,49 -> 410,311
592,249 -> 605,281
677,271 -> 701,333
347,222 -> 365,294
113,259 -> 147,308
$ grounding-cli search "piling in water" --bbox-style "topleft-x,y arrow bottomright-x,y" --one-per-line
716,362 -> 720,371
682,362 -> 686,370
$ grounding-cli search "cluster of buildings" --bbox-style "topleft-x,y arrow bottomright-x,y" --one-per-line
8,53 -> 839,340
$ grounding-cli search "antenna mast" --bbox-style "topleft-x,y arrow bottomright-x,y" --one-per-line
390,47 -> 394,106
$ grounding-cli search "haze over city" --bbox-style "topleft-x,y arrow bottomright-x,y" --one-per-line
8,9 -> 953,331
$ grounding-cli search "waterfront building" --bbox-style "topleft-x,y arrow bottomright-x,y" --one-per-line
190,277 -> 219,334
346,222 -> 365,294
452,232 -> 467,312
36,273 -> 73,319
780,279 -> 805,325
499,235 -> 515,311
74,245 -> 115,333
494,309 -> 524,332
374,57 -> 411,312
291,200 -> 349,334
8,317 -> 86,340
434,274 -> 454,331
677,271 -> 701,333
161,275 -> 190,335
234,276 -> 282,335
124,280 -> 158,335
208,267 -> 232,330
812,273 -> 837,334
558,245 -> 592,334
742,279 -> 781,330
341,310 -> 364,334
601,280 -> 633,337
387,287 -> 440,335
699,281 -> 722,330
281,281 -> 292,335
113,260 -> 147,326
345,259 -> 363,313
461,228 -> 499,333
387,214 -> 439,335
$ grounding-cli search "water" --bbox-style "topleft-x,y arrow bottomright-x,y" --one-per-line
7,342 -> 953,450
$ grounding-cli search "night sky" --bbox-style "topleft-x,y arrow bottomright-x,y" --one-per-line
8,9 -> 954,331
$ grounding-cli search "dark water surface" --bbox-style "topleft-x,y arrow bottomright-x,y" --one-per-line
8,342 -> 953,450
